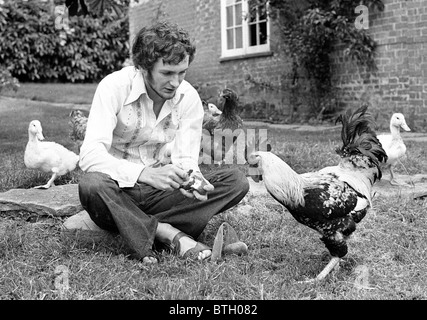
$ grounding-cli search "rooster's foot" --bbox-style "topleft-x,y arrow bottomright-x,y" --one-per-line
298,257 -> 340,283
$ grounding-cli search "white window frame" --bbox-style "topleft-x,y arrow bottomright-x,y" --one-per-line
220,0 -> 270,59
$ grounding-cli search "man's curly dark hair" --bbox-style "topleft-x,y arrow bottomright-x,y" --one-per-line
131,21 -> 196,71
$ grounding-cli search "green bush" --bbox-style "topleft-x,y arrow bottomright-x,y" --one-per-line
0,0 -> 129,82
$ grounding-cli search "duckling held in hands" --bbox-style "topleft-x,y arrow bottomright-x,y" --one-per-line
24,120 -> 79,189
377,113 -> 411,186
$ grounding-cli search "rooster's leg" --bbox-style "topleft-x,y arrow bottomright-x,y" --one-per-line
315,256 -> 340,281
34,172 -> 57,189
301,256 -> 340,283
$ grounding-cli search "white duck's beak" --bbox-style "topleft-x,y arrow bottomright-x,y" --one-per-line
35,126 -> 45,140
30,121 -> 45,140
37,131 -> 45,140
401,122 -> 411,132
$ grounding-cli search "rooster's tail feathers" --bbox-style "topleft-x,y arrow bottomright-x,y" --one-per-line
335,105 -> 387,168
336,104 -> 375,146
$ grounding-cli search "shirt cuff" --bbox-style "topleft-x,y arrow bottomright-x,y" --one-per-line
115,160 -> 145,188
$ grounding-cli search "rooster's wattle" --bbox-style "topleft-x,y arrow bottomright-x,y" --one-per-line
249,105 -> 387,281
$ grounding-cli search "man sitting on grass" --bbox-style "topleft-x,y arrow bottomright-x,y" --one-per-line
78,21 -> 249,264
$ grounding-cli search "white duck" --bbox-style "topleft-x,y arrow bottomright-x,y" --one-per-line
24,120 -> 79,189
377,113 -> 411,186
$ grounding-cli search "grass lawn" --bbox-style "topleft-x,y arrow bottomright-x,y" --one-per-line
1,82 -> 98,105
1,84 -> 427,302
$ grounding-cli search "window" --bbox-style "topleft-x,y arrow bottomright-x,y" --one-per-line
220,0 -> 270,59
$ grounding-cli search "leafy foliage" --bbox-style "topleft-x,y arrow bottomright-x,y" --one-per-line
253,0 -> 384,117
0,0 -> 129,82
65,0 -> 132,17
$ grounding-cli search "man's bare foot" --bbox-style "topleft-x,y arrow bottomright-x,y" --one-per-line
177,235 -> 211,260
155,222 -> 212,261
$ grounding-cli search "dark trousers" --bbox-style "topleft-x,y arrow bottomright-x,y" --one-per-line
78,168 -> 249,259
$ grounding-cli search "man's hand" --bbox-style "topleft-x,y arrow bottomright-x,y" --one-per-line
138,164 -> 189,191
179,170 -> 214,201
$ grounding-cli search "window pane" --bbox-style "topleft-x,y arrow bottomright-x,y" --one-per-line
227,29 -> 234,49
259,4 -> 267,21
226,6 -> 233,27
235,27 -> 242,48
259,21 -> 267,44
249,23 -> 257,46
225,0 -> 239,5
222,0 -> 269,55
248,0 -> 257,22
235,3 -> 242,25
249,13 -> 256,23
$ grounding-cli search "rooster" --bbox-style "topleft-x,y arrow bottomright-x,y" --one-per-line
248,105 -> 387,281
200,88 -> 244,165
68,109 -> 88,153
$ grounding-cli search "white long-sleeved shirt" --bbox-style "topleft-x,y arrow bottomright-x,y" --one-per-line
79,66 -> 204,188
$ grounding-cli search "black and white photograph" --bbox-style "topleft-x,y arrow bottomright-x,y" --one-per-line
0,0 -> 426,307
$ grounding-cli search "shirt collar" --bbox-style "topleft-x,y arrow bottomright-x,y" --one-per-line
124,69 -> 147,105
124,69 -> 185,106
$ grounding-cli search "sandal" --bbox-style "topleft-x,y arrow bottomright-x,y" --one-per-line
172,231 -> 212,261
211,222 -> 248,262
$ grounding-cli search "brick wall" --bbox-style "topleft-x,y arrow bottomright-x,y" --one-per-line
128,0 -> 292,121
129,0 -> 198,41
331,0 -> 427,131
129,0 -> 427,131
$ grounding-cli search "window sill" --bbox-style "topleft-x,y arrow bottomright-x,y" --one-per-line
219,51 -> 273,62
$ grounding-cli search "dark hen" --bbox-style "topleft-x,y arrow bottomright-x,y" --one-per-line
249,105 -> 387,281
216,88 -> 243,132
200,88 -> 244,165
